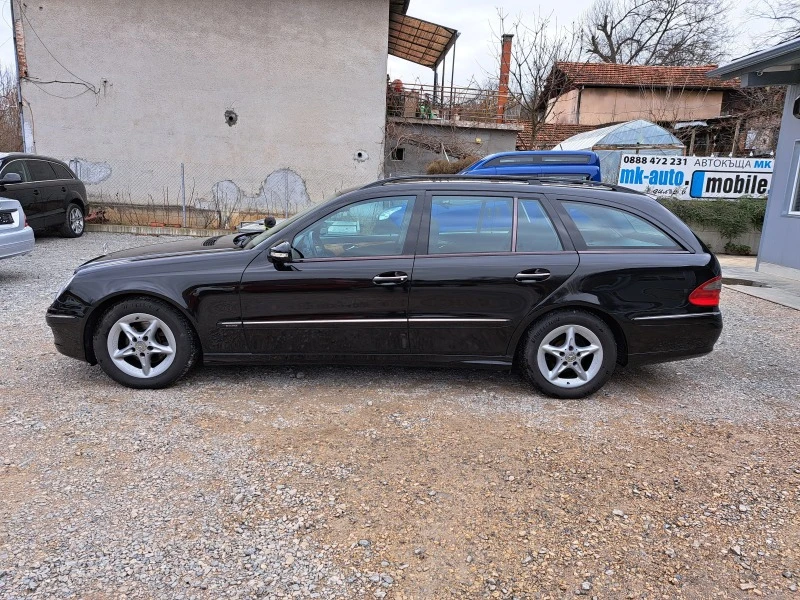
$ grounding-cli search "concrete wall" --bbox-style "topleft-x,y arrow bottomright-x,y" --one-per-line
16,0 -> 389,213
384,118 -> 521,177
757,83 -> 800,275
546,87 -> 724,126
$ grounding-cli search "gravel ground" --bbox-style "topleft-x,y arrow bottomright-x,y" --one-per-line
0,232 -> 799,599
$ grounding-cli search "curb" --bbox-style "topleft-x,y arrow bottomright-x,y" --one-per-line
85,224 -> 231,237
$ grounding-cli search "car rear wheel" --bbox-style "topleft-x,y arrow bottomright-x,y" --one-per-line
92,297 -> 199,389
522,310 -> 617,399
60,203 -> 85,238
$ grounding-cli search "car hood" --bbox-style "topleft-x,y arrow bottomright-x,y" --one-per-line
77,234 -> 243,270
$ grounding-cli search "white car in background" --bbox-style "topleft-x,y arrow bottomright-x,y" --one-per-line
0,198 -> 34,260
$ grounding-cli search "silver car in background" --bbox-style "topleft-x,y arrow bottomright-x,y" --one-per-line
0,198 -> 34,260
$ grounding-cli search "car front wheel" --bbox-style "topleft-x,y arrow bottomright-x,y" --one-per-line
522,310 -> 617,399
92,297 -> 199,389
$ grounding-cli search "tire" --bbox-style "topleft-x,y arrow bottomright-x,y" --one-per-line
521,310 -> 617,399
60,202 -> 85,238
92,297 -> 199,389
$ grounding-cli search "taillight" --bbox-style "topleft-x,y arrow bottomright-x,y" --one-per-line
689,276 -> 722,307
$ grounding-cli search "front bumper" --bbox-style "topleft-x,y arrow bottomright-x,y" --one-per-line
0,226 -> 34,260
46,310 -> 89,362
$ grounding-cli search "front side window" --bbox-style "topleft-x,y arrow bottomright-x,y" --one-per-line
562,201 -> 678,249
25,160 -> 57,182
292,196 -> 415,259
0,160 -> 27,182
516,199 -> 563,252
429,196 -> 513,254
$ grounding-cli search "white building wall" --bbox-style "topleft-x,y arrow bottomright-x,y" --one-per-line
16,0 -> 389,214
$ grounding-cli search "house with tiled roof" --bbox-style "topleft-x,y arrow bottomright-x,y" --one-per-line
543,62 -> 740,127
519,62 -> 781,156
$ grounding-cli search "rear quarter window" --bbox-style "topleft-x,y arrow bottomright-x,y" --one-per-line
51,163 -> 74,179
561,201 -> 680,249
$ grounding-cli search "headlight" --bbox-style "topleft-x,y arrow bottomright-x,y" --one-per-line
55,273 -> 75,300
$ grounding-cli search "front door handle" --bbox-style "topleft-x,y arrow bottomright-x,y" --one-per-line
32,189 -> 40,196
61,186 -> 67,192
373,272 -> 409,286
515,270 -> 551,283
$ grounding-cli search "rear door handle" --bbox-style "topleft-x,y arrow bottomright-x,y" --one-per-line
373,272 -> 409,286
61,186 -> 67,192
32,189 -> 39,196
515,270 -> 550,283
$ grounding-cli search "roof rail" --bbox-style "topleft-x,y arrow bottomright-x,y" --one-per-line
361,174 -> 639,193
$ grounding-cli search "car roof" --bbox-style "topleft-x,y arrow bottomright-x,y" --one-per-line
0,153 -> 69,165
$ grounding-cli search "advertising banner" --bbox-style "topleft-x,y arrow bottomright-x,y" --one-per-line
617,154 -> 774,200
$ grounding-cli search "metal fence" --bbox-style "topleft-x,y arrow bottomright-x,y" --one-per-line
63,158 -> 378,229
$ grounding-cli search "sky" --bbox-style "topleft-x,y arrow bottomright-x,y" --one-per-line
0,0 -> 14,72
0,0 -> 774,83
387,0 -> 595,87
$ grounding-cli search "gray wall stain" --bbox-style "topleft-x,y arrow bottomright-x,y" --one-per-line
69,158 -> 112,184
210,168 -> 312,218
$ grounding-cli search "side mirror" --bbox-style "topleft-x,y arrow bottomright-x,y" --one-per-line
264,216 -> 277,229
268,240 -> 292,262
1,172 -> 22,184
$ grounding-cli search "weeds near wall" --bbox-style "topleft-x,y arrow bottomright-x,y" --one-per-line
658,197 -> 767,241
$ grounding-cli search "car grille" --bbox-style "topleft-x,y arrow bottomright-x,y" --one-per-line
0,212 -> 14,225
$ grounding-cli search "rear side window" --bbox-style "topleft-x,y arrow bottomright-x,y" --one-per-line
0,160 -> 27,181
562,201 -> 679,249
26,160 -> 57,182
51,163 -> 74,179
429,196 -> 512,254
516,200 -> 562,252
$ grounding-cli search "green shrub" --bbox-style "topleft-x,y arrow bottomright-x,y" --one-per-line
723,241 -> 752,255
657,197 -> 767,241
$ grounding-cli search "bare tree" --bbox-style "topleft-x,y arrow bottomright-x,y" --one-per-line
749,0 -> 800,44
0,67 -> 22,152
581,0 -> 731,66
492,10 -> 581,150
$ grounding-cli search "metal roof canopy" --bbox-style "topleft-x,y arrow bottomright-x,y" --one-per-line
707,37 -> 800,87
388,11 -> 457,69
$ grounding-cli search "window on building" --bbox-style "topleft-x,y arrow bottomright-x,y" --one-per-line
390,147 -> 405,161
562,201 -> 679,249
428,196 -> 513,254
789,141 -> 800,215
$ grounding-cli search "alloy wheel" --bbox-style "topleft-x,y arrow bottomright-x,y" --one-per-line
106,313 -> 176,378
69,206 -> 84,235
536,324 -> 604,389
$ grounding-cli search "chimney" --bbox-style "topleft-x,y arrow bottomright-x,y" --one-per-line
497,33 -> 513,123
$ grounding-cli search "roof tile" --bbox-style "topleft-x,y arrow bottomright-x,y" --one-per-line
554,62 -> 740,89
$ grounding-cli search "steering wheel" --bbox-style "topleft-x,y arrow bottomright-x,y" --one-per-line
310,229 -> 334,258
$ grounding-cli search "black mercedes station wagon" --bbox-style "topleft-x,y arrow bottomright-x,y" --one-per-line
47,176 -> 723,398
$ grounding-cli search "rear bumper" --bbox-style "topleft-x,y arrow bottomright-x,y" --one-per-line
0,226 -> 34,260
46,312 -> 89,362
625,311 -> 722,366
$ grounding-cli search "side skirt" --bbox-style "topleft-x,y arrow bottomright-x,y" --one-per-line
202,353 -> 513,370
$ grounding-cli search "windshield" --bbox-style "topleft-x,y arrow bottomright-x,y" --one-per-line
243,204 -> 317,250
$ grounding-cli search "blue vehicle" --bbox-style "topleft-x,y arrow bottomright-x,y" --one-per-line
461,150 -> 602,182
